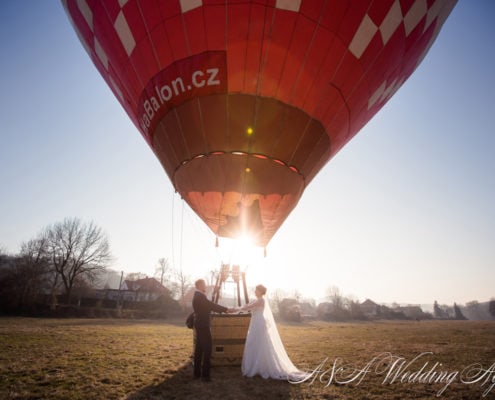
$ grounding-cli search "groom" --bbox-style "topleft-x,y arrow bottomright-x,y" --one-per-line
192,279 -> 233,381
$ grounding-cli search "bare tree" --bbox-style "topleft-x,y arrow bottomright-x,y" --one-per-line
206,269 -> 216,288
154,257 -> 171,286
326,285 -> 345,311
174,267 -> 191,305
16,237 -> 52,306
270,288 -> 288,314
45,218 -> 112,304
0,246 -> 9,270
465,300 -> 482,320
0,237 -> 53,311
453,302 -> 466,320
0,254 -> 16,310
433,300 -> 447,319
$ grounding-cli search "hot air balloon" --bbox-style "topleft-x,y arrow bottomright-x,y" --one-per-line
62,0 -> 456,247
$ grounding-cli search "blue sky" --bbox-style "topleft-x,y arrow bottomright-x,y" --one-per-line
0,1 -> 493,306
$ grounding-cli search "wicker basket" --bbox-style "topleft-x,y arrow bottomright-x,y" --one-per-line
210,313 -> 251,366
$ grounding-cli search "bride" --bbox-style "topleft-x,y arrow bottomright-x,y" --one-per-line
236,284 -> 308,381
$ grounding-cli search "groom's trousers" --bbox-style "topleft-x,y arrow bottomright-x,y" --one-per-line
194,326 -> 212,379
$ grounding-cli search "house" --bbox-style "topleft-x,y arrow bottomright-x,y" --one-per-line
278,298 -> 301,322
398,305 -> 426,320
120,277 -> 170,302
299,301 -> 317,318
316,302 -> 334,319
360,299 -> 380,318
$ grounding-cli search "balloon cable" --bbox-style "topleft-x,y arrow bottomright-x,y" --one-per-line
180,199 -> 185,274
171,190 -> 175,271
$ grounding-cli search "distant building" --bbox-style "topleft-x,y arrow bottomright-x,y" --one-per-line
316,302 -> 333,319
461,301 -> 495,320
398,305 -> 425,320
360,299 -> 380,318
299,301 -> 317,318
278,298 -> 301,322
120,277 -> 170,302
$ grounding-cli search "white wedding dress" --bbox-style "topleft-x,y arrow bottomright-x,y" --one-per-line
239,296 -> 308,381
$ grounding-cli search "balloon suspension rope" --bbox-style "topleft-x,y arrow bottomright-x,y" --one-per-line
171,191 -> 185,275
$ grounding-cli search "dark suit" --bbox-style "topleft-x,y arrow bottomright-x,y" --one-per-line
192,290 -> 228,379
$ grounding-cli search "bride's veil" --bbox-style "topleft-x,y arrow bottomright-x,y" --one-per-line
262,296 -> 307,380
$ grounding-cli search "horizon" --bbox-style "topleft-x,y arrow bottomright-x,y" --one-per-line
96,267 -> 492,310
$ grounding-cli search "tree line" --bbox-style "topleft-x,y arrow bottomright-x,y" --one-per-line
2,218 -> 493,321
0,217 -> 112,313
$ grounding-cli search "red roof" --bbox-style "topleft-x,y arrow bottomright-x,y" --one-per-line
124,277 -> 168,294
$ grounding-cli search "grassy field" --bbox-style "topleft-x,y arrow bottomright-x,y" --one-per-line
0,317 -> 494,400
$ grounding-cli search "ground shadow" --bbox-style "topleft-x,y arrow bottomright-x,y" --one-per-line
126,360 -> 298,400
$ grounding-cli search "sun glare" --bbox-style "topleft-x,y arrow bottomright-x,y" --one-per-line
238,233 -> 255,249
216,234 -> 261,267
212,236 -> 291,298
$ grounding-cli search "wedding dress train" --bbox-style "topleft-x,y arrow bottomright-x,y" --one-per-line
239,297 -> 308,381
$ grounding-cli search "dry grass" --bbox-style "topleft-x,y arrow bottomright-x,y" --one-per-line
0,318 -> 494,399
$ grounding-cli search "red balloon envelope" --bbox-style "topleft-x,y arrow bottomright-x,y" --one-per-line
63,0 -> 456,247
